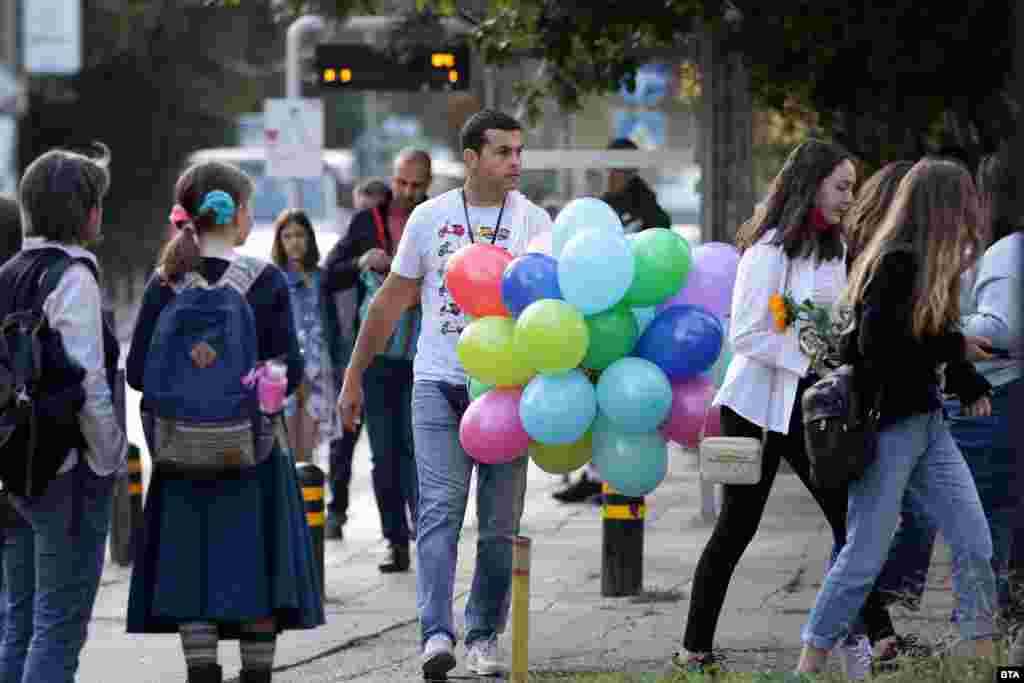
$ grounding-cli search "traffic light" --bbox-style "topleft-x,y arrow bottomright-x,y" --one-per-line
315,44 -> 470,91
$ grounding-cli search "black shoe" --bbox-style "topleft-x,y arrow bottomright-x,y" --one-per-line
379,543 -> 411,573
239,670 -> 271,683
552,475 -> 602,503
187,664 -> 222,683
324,515 -> 343,540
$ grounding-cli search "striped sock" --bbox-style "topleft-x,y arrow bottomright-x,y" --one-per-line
239,629 -> 277,672
179,621 -> 219,668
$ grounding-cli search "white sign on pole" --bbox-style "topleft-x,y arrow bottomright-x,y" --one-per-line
0,115 -> 16,195
23,0 -> 81,75
264,98 -> 324,179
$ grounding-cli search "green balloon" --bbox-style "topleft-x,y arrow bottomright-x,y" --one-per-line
514,299 -> 590,374
457,316 -> 535,387
623,228 -> 692,308
469,377 -> 496,401
582,305 -> 639,371
529,431 -> 593,474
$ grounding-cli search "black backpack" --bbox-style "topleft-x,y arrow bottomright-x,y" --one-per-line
0,248 -> 113,498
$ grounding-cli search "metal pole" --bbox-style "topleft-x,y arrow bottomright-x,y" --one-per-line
285,15 -> 324,209
600,482 -> 644,597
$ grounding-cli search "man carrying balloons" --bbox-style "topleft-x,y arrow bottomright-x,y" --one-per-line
337,110 -> 553,679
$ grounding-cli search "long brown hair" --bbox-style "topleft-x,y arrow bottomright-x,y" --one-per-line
736,138 -> 853,262
976,146 -> 1019,245
843,158 -> 985,339
843,161 -> 914,268
158,161 -> 254,280
271,208 -> 320,271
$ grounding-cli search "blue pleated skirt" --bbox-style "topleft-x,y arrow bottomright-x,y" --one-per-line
126,444 -> 325,638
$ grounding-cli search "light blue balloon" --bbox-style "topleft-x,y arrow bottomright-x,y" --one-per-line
596,357 -> 673,433
552,198 -> 623,258
558,229 -> 635,316
591,413 -> 668,497
519,369 -> 597,445
633,306 -> 657,336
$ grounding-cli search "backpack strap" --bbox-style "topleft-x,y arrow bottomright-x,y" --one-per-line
371,207 -> 394,256
35,254 -> 100,313
220,255 -> 267,297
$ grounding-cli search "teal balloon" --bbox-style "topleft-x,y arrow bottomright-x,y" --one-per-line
558,229 -> 635,315
552,198 -> 623,258
633,307 -> 657,336
519,370 -> 597,445
596,357 -> 673,433
591,413 -> 668,497
710,317 -> 733,387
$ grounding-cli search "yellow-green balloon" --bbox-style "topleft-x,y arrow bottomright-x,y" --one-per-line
457,317 -> 535,387
514,299 -> 589,374
529,431 -> 593,474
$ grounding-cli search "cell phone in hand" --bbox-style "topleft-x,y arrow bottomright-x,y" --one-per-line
979,344 -> 1012,359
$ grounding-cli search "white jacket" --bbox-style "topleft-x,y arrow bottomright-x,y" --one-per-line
713,230 -> 847,434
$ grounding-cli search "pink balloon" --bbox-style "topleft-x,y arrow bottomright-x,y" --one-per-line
526,231 -> 553,256
702,404 -> 722,439
659,242 -> 740,319
659,375 -> 716,448
459,388 -> 531,464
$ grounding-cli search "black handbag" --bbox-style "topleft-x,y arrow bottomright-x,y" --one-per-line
801,363 -> 882,491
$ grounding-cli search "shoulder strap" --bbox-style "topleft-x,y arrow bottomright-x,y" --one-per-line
371,207 -> 393,256
220,255 -> 267,297
36,255 -> 100,313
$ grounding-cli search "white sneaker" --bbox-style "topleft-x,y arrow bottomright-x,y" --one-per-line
838,634 -> 873,681
466,637 -> 504,675
421,634 -> 456,678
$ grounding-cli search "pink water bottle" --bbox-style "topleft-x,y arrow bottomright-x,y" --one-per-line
258,361 -> 287,414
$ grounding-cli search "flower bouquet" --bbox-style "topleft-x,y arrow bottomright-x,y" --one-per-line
769,292 -> 851,376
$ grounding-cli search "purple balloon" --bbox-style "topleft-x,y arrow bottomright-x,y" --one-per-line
659,242 -> 740,318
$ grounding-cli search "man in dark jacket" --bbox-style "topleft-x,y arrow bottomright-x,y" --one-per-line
601,137 -> 671,233
324,149 -> 431,572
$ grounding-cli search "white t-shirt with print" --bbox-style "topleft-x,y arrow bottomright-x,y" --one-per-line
391,188 -> 553,385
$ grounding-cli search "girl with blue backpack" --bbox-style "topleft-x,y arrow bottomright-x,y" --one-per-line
125,161 -> 324,683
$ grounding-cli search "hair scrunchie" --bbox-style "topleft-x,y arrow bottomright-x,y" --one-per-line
199,190 -> 236,225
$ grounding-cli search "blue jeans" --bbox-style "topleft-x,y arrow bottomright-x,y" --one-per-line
877,381 -> 1019,613
0,458 -> 115,683
365,357 -> 417,546
412,381 -> 527,647
802,410 -> 996,649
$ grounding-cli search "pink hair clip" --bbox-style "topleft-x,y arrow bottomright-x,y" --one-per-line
169,204 -> 192,227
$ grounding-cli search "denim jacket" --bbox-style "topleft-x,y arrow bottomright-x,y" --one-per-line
22,238 -> 127,476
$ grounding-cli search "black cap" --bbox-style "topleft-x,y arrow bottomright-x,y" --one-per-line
608,137 -> 638,151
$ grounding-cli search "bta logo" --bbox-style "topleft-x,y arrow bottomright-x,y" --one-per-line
999,666 -> 1024,679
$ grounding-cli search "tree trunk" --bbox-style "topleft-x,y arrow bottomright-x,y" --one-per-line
699,29 -> 754,245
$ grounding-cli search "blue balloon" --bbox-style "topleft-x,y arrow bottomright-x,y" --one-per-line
635,304 -> 724,380
553,198 -> 623,258
596,357 -> 673,433
591,413 -> 668,497
501,253 -> 562,317
558,229 -> 635,316
519,369 -> 597,445
632,306 -> 657,336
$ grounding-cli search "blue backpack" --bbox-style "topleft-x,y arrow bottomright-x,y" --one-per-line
142,256 -> 269,473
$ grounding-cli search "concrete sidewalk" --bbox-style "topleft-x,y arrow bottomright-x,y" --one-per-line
79,443 -> 959,682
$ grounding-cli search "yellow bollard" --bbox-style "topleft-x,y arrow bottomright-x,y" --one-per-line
510,536 -> 532,683
601,482 -> 645,597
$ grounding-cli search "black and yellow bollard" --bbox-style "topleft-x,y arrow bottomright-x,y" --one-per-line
296,463 -> 326,597
111,443 -> 143,566
510,536 -> 532,683
601,482 -> 645,597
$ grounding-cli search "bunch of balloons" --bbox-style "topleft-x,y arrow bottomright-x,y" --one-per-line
447,197 -> 741,498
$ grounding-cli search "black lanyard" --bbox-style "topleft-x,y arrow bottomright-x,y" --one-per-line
461,190 -> 506,245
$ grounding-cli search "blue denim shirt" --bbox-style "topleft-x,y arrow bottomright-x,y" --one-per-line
961,232 -> 1022,389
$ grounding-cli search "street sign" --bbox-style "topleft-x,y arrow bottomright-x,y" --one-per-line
264,98 -> 324,179
23,0 -> 81,75
316,43 -> 470,91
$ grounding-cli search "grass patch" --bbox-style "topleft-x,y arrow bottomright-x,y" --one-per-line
528,654 -> 1004,682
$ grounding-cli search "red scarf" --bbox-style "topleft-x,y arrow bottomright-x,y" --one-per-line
808,206 -> 837,234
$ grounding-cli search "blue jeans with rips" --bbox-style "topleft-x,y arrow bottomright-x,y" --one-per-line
802,411 -> 996,649
412,380 -> 527,648
0,458 -> 114,683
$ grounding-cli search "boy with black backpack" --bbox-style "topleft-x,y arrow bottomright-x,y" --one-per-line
0,144 -> 126,683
